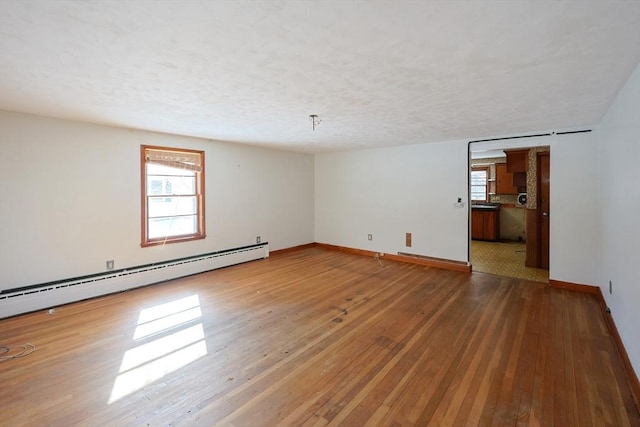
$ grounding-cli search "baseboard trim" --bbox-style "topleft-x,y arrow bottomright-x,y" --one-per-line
596,288 -> 640,413
550,279 -> 640,412
315,243 -> 471,273
548,279 -> 600,294
269,243 -> 316,256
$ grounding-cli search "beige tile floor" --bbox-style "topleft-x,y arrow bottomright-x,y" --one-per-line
471,240 -> 549,283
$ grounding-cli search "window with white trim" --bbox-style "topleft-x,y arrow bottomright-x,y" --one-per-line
141,145 -> 205,246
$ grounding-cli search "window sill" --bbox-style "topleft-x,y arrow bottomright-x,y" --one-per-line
141,234 -> 206,247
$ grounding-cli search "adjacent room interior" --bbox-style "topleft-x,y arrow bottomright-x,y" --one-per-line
469,145 -> 551,283
1,1 -> 639,425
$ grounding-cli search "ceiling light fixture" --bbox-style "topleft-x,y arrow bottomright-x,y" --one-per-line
309,114 -> 321,130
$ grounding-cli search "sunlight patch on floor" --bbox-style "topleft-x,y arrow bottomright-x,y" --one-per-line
108,295 -> 208,404
133,306 -> 202,340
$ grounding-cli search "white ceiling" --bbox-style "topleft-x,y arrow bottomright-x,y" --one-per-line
1,1 -> 638,153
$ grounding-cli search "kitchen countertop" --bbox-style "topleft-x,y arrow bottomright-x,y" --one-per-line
471,203 -> 501,210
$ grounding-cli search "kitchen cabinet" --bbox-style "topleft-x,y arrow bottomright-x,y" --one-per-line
505,149 -> 529,173
495,163 -> 518,194
513,172 -> 527,188
471,208 -> 500,241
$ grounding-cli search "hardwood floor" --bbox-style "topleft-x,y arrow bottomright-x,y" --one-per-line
1,247 -> 638,426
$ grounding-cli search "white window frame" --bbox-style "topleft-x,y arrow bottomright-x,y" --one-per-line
471,166 -> 489,202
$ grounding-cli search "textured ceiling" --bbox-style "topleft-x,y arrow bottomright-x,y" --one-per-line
1,1 -> 639,153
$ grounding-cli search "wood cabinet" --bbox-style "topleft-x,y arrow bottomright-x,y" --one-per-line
505,149 -> 529,173
513,172 -> 527,188
495,163 -> 518,194
472,210 -> 485,240
471,208 -> 500,241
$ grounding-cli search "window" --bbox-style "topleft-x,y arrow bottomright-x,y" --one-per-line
141,145 -> 205,246
470,167 -> 489,202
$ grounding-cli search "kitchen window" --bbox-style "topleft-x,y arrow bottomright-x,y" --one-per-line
471,166 -> 489,202
141,145 -> 205,246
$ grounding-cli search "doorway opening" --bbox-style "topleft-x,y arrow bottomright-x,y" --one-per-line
469,146 -> 550,282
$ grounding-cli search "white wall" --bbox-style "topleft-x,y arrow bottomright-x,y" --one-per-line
599,63 -> 640,377
548,132 -> 601,285
0,111 -> 314,292
315,140 -> 470,262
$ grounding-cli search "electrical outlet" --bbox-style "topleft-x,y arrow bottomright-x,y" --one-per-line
106,260 -> 114,270
256,236 -> 261,244
406,232 -> 412,247
609,280 -> 612,295
368,234 -> 372,241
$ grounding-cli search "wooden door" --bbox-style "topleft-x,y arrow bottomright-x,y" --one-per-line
538,153 -> 550,269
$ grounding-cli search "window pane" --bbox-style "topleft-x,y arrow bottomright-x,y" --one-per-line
471,169 -> 488,201
148,196 -> 197,217
148,163 -> 196,176
146,176 -> 196,195
471,186 -> 487,200
149,179 -> 163,195
148,215 -> 197,239
470,171 -> 487,185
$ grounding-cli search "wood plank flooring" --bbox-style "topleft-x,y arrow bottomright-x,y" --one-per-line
1,247 -> 638,426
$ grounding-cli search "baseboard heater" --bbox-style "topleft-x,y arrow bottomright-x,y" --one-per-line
0,243 -> 269,319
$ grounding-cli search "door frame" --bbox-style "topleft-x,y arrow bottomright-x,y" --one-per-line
537,152 -> 550,269
468,143 -> 551,274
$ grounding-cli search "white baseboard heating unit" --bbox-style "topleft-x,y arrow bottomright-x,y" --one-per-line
0,243 -> 269,319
